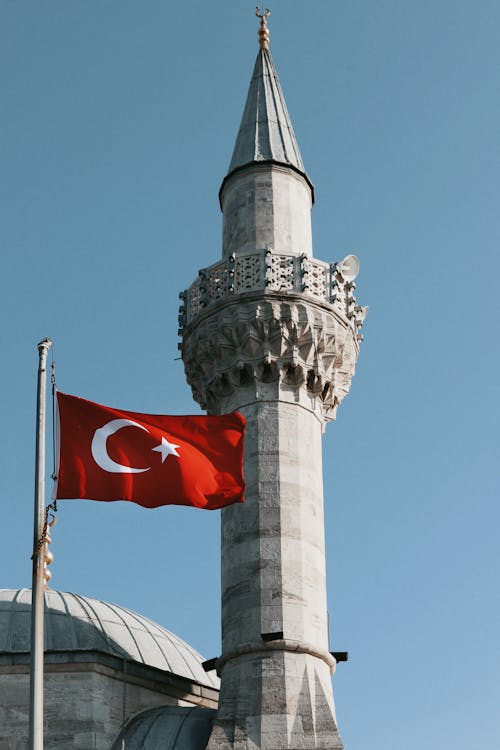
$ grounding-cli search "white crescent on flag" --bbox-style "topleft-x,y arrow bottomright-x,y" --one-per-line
91,419 -> 181,474
91,419 -> 151,473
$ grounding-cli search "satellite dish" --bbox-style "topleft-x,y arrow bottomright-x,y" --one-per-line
338,254 -> 360,282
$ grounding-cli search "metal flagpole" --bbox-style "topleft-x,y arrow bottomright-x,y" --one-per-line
29,338 -> 52,750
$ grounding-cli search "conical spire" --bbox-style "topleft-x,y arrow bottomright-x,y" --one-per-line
226,48 -> 309,184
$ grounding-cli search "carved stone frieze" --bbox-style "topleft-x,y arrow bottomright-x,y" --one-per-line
181,297 -> 360,422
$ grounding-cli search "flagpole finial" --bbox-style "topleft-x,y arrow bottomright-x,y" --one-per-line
256,6 -> 271,50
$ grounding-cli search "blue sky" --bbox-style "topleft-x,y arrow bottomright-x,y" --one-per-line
1,2 -> 499,748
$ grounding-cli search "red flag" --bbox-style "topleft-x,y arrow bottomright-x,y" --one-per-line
55,393 -> 245,510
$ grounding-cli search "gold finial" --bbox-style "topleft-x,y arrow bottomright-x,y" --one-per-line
43,513 -> 57,590
256,6 -> 271,50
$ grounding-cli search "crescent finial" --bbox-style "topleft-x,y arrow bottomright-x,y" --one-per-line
256,6 -> 271,50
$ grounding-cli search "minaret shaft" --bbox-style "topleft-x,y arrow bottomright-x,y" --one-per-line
205,400 -> 343,747
220,401 -> 328,654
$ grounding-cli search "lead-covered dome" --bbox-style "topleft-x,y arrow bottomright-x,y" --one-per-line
112,706 -> 216,750
0,589 -> 218,688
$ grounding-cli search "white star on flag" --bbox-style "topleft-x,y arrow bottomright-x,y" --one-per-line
152,436 -> 180,463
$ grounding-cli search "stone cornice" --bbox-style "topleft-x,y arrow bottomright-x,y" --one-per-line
215,639 -> 338,677
0,649 -> 219,707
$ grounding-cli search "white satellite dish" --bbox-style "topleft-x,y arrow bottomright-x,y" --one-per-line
337,254 -> 360,282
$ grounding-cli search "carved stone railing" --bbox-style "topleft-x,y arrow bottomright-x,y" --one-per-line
178,249 -> 367,335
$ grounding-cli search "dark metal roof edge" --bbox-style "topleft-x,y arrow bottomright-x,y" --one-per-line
219,160 -> 315,209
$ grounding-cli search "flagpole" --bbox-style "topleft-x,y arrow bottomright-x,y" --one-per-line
29,337 -> 52,750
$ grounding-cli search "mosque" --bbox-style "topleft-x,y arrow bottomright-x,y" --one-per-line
0,589 -> 219,747
0,12 -> 365,749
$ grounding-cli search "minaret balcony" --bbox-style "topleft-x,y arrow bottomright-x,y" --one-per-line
179,248 -> 365,334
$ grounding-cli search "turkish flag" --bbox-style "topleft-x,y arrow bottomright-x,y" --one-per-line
55,393 -> 245,510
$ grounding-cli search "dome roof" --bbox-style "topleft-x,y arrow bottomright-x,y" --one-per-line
112,706 -> 216,750
0,589 -> 218,689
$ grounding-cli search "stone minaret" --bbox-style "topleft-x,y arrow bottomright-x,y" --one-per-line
180,14 -> 366,750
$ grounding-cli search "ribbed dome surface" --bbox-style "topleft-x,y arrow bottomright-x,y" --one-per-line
0,589 -> 218,688
112,706 -> 216,750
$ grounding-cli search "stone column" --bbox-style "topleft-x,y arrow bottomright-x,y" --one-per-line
180,255 -> 365,749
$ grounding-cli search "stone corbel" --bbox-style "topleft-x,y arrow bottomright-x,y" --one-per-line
182,297 -> 360,421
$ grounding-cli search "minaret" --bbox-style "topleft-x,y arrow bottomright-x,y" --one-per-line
179,12 -> 366,749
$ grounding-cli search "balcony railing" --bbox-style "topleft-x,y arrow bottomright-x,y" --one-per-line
178,249 -> 366,337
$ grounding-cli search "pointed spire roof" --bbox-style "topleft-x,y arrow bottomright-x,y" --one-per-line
223,48 -> 313,196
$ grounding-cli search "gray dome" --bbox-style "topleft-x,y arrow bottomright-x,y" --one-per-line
0,589 -> 218,689
112,706 -> 216,750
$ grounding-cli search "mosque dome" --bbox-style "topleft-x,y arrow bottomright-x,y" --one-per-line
0,589 -> 218,689
112,706 -> 216,750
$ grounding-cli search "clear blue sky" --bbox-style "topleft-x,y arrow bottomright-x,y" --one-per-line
1,2 -> 499,748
